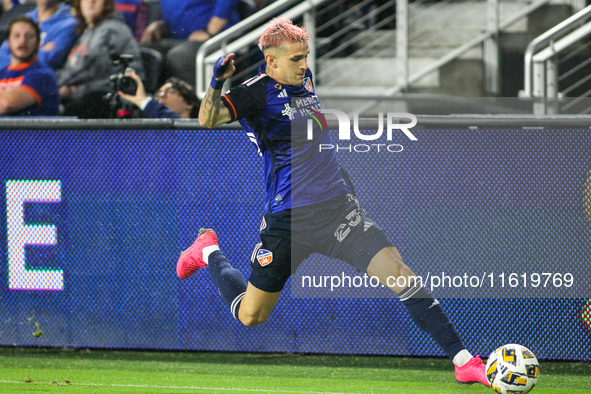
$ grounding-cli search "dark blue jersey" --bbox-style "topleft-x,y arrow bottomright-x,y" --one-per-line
0,57 -> 59,116
221,65 -> 352,213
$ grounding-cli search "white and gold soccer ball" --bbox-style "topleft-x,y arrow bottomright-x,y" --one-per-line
486,344 -> 540,394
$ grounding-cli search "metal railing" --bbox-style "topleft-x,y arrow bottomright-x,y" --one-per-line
312,0 -> 396,87
522,4 -> 591,98
195,0 -> 557,103
522,4 -> 591,114
390,0 -> 553,95
346,0 -> 554,115
195,0 -> 326,99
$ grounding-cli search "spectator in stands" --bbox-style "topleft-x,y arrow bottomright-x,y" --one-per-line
0,16 -> 59,116
115,0 -> 148,41
3,0 -> 35,12
140,0 -> 241,86
0,0 -> 78,70
57,0 -> 144,118
118,69 -> 200,118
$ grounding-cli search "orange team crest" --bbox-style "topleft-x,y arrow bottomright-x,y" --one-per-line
303,77 -> 313,93
256,249 -> 273,266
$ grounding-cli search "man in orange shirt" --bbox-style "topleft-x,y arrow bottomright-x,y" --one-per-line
0,15 -> 59,116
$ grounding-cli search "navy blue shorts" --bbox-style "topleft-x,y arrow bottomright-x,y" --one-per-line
248,194 -> 394,293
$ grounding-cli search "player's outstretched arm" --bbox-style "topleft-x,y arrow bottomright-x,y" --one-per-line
199,54 -> 235,128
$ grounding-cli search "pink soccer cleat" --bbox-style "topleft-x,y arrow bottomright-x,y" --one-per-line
455,356 -> 490,387
176,228 -> 218,279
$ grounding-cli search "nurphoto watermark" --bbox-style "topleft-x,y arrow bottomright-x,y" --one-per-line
289,97 -> 418,153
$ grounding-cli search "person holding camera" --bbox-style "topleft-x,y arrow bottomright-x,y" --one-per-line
117,69 -> 200,118
57,0 -> 143,118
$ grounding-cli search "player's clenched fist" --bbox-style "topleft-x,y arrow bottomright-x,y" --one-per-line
211,54 -> 235,89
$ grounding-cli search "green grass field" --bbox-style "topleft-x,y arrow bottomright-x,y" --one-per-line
0,347 -> 590,394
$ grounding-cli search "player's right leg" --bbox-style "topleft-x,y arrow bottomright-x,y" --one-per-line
177,228 -> 250,322
238,210 -> 307,326
316,194 -> 488,387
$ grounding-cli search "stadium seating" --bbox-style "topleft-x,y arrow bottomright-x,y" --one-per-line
0,2 -> 36,42
140,46 -> 163,94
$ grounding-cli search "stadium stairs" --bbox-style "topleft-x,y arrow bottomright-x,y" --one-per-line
315,1 -> 575,115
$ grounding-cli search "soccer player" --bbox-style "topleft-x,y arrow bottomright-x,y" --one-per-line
0,16 -> 59,116
181,18 -> 489,387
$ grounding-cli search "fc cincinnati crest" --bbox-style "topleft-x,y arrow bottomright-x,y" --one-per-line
303,77 -> 313,93
257,249 -> 273,266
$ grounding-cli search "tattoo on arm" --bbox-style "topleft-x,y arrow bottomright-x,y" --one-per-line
201,87 -> 223,127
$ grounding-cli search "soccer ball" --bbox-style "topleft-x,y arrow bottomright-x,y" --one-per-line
486,344 -> 540,394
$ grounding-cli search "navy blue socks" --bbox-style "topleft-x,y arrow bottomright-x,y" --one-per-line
399,284 -> 465,360
207,248 -> 466,359
207,250 -> 248,319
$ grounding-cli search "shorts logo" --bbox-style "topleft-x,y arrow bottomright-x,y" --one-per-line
257,249 -> 273,266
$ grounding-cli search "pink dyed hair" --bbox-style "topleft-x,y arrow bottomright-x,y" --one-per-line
258,18 -> 309,52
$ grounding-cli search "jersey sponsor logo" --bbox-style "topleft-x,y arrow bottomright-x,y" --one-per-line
274,83 -> 282,89
303,77 -> 313,93
257,248 -> 273,266
278,89 -> 288,98
363,220 -> 374,232
308,108 -> 327,131
281,103 -> 297,120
